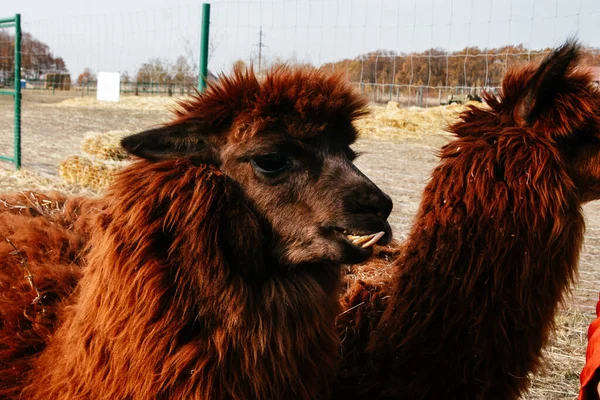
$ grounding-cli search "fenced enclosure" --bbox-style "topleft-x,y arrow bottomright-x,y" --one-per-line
0,1 -> 597,104
1,1 -> 600,398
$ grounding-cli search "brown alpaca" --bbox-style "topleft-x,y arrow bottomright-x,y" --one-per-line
2,67 -> 392,400
333,41 -> 600,399
0,193 -> 104,398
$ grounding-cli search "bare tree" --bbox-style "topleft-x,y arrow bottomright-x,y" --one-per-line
180,29 -> 219,78
77,68 -> 95,85
136,58 -> 171,84
171,56 -> 195,86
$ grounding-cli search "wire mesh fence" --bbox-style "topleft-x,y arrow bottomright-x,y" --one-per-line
0,26 -> 15,88
0,0 -> 597,103
1,1 -> 600,398
16,6 -> 205,98
0,15 -> 20,169
0,21 -> 15,163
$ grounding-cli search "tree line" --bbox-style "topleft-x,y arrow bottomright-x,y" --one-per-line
0,31 -> 67,83
321,44 -> 600,89
2,30 -> 599,92
77,56 -> 197,87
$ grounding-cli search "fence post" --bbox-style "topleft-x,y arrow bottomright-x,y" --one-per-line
0,14 -> 22,169
13,13 -> 21,169
198,3 -> 211,92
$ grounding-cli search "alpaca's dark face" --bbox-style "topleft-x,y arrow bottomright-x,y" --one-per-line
120,67 -> 393,267
122,126 -> 392,267
218,132 -> 393,266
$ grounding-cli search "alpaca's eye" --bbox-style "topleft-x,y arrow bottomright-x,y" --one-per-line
251,153 -> 291,175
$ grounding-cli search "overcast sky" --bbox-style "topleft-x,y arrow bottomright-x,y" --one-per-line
2,0 -> 600,78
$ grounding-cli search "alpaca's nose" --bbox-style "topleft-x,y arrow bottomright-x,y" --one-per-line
344,161 -> 394,221
360,187 -> 393,220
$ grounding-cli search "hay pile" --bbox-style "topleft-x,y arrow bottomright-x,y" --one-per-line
354,101 -> 481,148
80,130 -> 130,161
59,130 -> 131,191
356,102 -> 460,138
59,156 -> 124,191
0,168 -> 93,195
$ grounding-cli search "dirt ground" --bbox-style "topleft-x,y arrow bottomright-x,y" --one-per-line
1,92 -> 599,398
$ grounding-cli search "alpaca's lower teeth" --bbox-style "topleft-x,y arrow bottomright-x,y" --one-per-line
346,231 -> 385,248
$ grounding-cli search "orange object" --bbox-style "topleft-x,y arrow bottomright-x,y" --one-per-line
580,294 -> 600,400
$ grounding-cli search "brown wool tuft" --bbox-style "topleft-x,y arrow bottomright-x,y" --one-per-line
172,66 -> 368,143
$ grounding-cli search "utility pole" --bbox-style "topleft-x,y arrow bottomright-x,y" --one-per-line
255,26 -> 266,74
258,27 -> 262,73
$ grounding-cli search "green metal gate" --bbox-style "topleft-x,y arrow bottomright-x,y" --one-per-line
0,14 -> 21,169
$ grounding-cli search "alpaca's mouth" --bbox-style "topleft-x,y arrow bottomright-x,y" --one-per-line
345,231 -> 385,249
327,225 -> 391,253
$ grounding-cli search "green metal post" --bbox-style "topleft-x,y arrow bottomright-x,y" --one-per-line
198,3 -> 211,92
13,14 -> 21,169
0,14 -> 21,169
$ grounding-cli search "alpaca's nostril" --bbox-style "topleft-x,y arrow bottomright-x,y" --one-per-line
359,189 -> 393,220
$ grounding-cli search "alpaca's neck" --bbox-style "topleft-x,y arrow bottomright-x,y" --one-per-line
393,134 -> 584,317
56,242 -> 340,399
25,161 -> 340,400
372,133 -> 585,398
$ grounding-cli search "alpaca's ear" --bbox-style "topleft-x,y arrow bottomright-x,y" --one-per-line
121,125 -> 220,164
518,40 -> 581,126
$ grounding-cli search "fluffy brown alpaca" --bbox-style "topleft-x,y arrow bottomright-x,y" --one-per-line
1,67 -> 393,400
333,41 -> 600,399
0,193 -> 104,397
